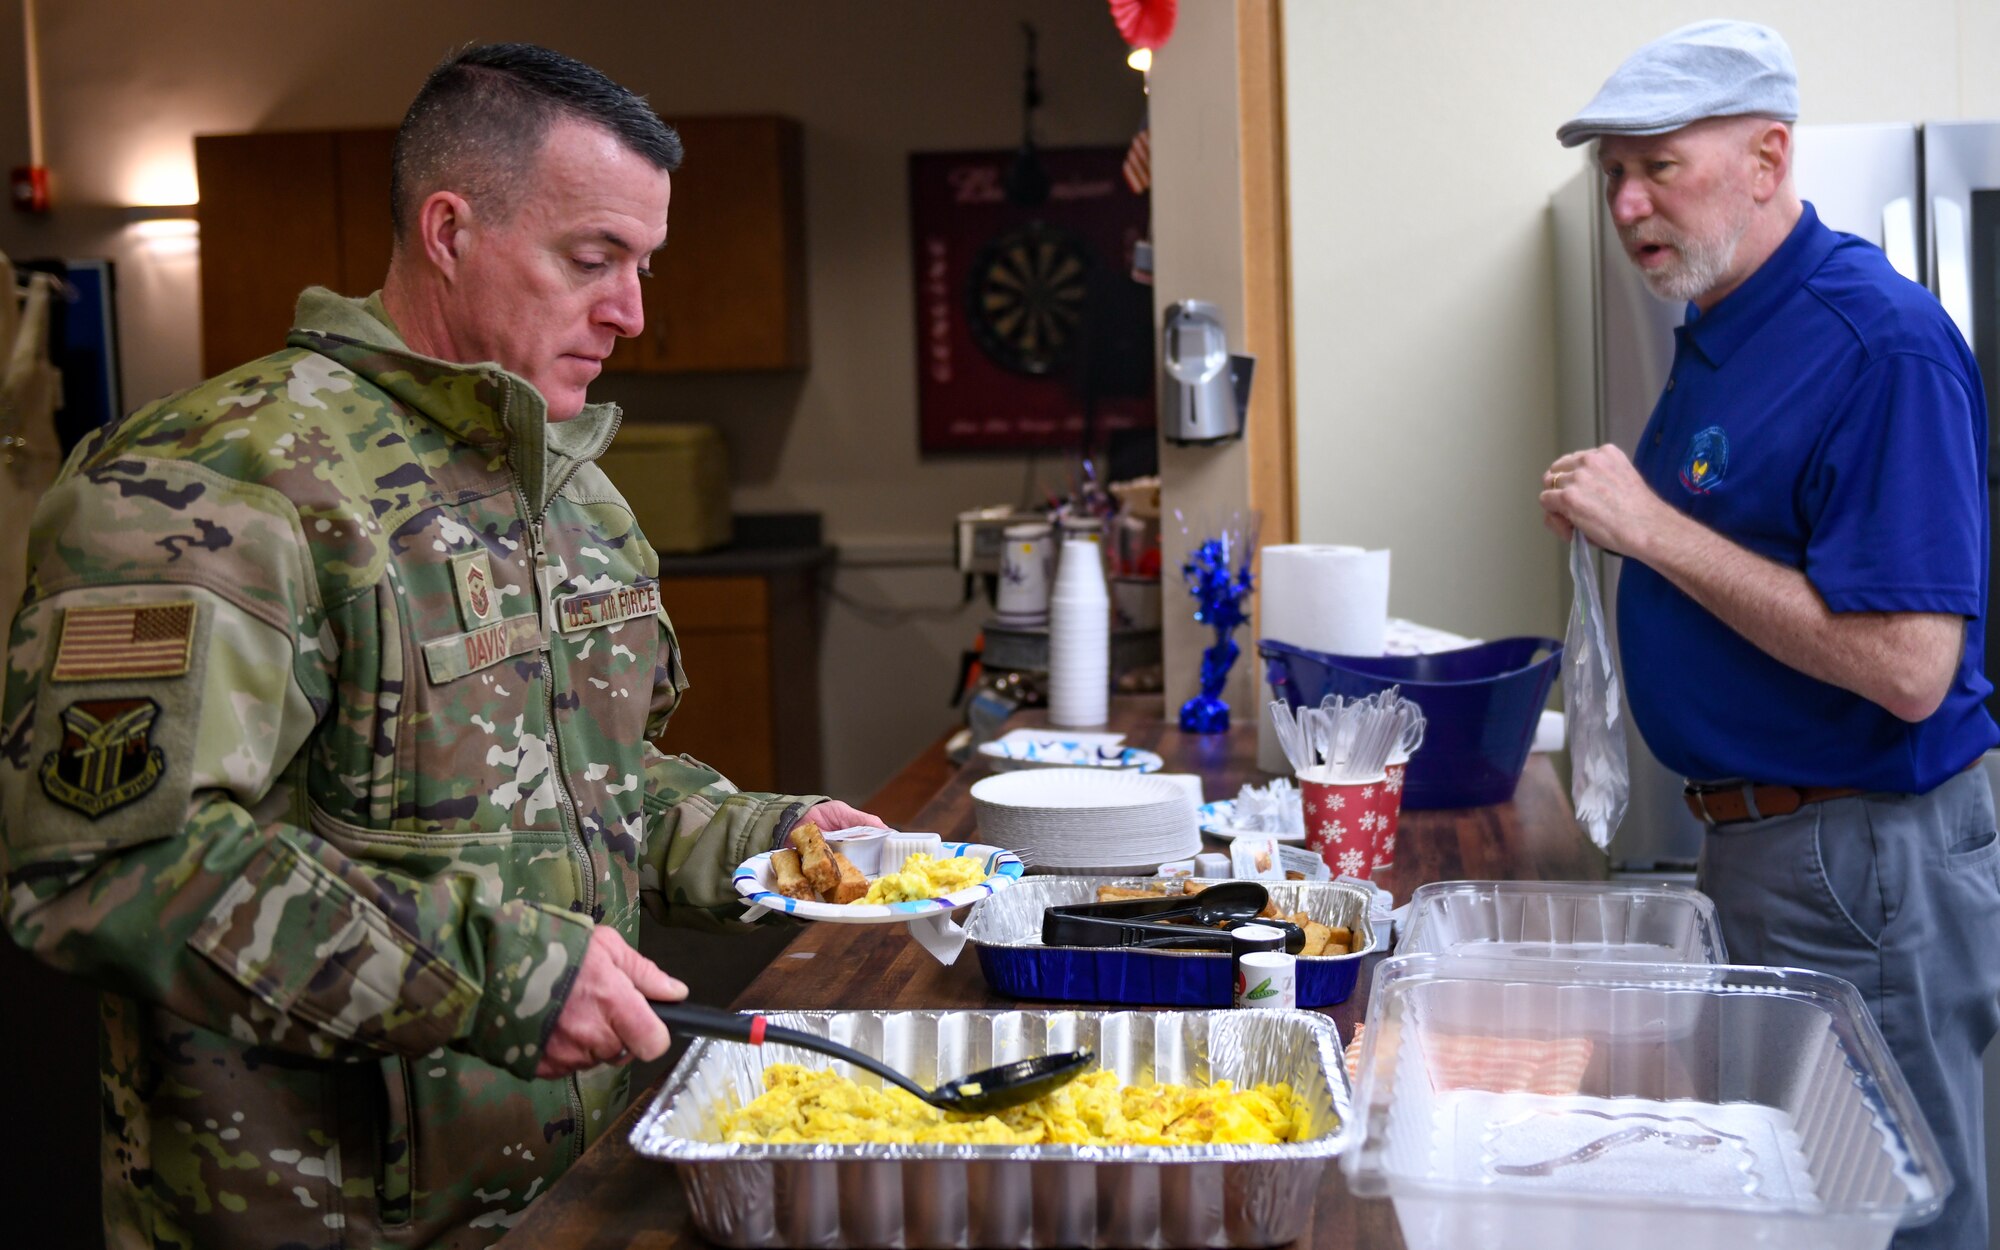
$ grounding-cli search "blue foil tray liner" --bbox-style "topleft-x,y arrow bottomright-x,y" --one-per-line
964,877 -> 1376,1008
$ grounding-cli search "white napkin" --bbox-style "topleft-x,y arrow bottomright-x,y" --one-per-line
908,912 -> 970,964
1532,709 -> 1566,754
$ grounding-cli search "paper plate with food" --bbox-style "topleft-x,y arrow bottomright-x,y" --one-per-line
733,823 -> 1024,924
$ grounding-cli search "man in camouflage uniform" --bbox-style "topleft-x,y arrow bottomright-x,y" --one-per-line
0,44 -> 877,1248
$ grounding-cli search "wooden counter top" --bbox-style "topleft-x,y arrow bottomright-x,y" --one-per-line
508,698 -> 1605,1249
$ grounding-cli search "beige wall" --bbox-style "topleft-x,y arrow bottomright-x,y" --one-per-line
0,1 -> 1143,800
1148,0 -> 1258,718
1282,0 -> 2000,645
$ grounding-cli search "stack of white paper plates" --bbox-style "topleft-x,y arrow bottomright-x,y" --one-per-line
970,768 -> 1200,872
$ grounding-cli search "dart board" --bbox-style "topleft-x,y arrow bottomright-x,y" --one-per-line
966,221 -> 1093,377
910,147 -> 1153,453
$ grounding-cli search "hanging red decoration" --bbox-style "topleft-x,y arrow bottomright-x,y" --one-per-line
1109,0 -> 1177,50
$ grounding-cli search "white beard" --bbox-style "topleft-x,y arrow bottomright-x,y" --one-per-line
1629,215 -> 1750,303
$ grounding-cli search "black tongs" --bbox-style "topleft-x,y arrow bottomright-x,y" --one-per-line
1042,880 -> 1305,952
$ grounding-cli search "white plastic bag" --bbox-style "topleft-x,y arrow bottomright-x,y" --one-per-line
1565,534 -> 1628,848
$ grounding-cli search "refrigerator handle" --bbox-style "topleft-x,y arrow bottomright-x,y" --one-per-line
1882,196 -> 1920,283
1934,196 -> 1975,344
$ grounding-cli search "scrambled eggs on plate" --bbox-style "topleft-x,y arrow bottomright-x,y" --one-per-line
717,1064 -> 1313,1146
859,852 -> 989,905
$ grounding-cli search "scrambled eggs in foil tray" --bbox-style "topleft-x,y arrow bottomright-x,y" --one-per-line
718,1064 -> 1312,1146
634,1009 -> 1352,1248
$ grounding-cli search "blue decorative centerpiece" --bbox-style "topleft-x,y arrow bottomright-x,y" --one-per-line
1178,510 -> 1260,733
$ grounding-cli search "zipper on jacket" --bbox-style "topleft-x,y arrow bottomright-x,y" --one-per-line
498,380 -> 594,1164
532,512 -> 592,1168
539,408 -> 627,1161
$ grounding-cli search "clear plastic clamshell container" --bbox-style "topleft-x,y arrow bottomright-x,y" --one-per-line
1342,955 -> 1949,1250
1398,879 -> 1727,964
631,1008 -> 1355,1248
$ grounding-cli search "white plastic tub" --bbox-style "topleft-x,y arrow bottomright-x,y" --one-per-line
1342,955 -> 1948,1250
1399,880 -> 1727,963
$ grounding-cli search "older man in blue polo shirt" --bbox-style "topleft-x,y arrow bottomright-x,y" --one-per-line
1541,20 -> 2000,1249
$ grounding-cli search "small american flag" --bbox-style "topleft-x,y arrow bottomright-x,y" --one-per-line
1122,125 -> 1151,196
52,602 -> 196,682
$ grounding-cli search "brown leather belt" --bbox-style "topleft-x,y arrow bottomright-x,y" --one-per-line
1683,781 -> 1865,826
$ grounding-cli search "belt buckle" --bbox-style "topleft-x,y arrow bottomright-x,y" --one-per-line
1691,788 -> 1718,825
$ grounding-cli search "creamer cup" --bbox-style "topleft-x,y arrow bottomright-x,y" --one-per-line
1235,950 -> 1296,1008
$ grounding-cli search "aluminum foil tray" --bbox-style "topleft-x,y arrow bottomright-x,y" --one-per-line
964,877 -> 1377,1007
630,1008 -> 1354,1249
1344,957 -> 1949,1250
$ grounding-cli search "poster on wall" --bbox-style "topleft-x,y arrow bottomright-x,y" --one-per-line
909,147 -> 1153,454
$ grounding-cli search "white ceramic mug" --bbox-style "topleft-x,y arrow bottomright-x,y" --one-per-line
1110,576 -> 1162,630
996,523 -> 1052,622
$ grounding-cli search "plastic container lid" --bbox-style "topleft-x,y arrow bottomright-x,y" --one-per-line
1398,879 -> 1728,964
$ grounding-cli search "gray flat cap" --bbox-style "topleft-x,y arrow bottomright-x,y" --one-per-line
1557,19 -> 1797,148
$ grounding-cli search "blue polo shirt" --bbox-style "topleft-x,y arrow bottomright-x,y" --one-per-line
1620,202 -> 1999,793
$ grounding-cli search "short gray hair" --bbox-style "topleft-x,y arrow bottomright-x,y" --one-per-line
390,43 -> 683,239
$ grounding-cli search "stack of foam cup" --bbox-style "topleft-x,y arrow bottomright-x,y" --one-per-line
1048,537 -> 1110,727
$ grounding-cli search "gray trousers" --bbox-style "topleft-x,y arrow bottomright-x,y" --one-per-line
1699,767 -> 2000,1250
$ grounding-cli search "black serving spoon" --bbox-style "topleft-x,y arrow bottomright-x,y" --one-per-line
652,1002 -> 1095,1115
1042,880 -> 1303,950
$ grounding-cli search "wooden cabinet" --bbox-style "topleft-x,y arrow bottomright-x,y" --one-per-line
194,129 -> 394,377
609,116 -> 808,373
655,567 -> 824,796
194,116 -> 806,377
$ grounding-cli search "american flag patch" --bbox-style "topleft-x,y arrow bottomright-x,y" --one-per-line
1122,125 -> 1151,196
52,603 -> 197,683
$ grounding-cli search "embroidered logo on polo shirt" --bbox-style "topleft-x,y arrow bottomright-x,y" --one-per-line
1680,426 -> 1729,494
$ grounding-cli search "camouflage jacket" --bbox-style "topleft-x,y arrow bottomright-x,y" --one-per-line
0,289 -> 822,1249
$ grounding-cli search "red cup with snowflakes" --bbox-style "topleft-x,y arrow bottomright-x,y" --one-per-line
1301,771 -> 1398,880
1375,761 -> 1409,870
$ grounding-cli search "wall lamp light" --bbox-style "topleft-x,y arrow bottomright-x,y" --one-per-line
121,203 -> 198,223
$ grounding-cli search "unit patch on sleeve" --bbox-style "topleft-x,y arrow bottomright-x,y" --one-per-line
51,602 -> 196,682
39,697 -> 167,818
555,581 -> 662,634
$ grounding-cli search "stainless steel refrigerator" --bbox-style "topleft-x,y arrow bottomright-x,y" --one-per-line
1552,119 -> 2000,873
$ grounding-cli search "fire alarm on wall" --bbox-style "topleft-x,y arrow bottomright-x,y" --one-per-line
9,166 -> 49,214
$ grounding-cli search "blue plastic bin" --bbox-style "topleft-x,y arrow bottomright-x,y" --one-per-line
1259,636 -> 1562,809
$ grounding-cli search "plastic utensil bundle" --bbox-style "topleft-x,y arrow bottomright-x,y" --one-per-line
1267,689 -> 1426,782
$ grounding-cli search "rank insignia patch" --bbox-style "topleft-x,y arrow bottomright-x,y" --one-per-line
40,698 -> 167,818
51,602 -> 195,682
452,550 -> 498,628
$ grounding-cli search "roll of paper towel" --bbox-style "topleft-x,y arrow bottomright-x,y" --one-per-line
1261,545 -> 1391,654
1256,545 -> 1391,772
